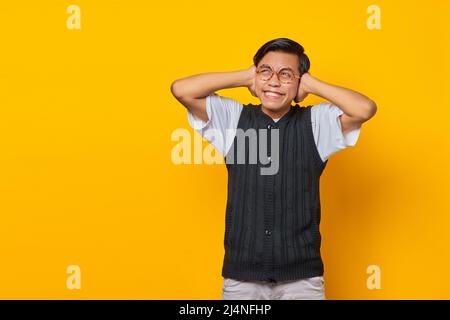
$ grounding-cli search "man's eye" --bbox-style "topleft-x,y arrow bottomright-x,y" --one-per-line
280,72 -> 293,79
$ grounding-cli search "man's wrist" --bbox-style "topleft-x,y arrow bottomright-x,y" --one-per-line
239,68 -> 254,88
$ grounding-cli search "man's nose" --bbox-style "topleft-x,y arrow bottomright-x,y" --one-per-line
268,73 -> 281,86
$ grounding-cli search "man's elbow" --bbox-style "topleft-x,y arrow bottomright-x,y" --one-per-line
361,100 -> 377,122
170,80 -> 183,99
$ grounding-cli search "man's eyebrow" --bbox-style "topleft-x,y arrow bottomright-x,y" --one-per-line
260,64 -> 295,72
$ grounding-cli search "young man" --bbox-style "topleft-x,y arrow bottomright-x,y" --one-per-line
171,38 -> 377,300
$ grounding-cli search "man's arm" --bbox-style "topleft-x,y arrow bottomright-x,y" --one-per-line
296,74 -> 377,133
170,67 -> 255,122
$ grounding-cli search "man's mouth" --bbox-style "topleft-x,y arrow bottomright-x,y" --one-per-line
263,90 -> 285,100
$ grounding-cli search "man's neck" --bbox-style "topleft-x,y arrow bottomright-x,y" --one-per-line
261,105 -> 291,121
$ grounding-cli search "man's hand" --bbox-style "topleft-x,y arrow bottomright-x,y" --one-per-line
293,72 -> 377,131
294,72 -> 314,103
245,65 -> 257,97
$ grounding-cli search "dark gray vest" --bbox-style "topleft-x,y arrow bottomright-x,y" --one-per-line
222,103 -> 328,282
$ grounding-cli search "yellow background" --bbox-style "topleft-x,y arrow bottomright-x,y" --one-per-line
0,0 -> 449,299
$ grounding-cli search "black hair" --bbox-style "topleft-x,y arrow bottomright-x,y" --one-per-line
253,38 -> 310,75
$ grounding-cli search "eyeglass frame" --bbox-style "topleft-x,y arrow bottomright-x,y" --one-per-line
255,65 -> 301,84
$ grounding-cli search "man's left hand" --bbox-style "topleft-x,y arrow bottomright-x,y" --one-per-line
294,72 -> 314,103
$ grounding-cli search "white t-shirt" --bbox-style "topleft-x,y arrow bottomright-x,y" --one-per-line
187,93 -> 361,162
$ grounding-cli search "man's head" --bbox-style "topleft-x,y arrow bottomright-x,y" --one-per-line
253,38 -> 310,117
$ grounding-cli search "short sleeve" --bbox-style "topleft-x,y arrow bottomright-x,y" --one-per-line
187,93 -> 243,156
310,102 -> 362,162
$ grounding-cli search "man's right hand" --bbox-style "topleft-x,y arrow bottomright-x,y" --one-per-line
246,65 -> 257,97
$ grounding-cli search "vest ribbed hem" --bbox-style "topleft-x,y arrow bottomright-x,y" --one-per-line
222,256 -> 324,282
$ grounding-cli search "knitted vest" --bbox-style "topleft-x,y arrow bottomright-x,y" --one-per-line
222,103 -> 328,282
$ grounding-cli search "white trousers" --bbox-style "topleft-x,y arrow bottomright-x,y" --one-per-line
222,276 -> 326,300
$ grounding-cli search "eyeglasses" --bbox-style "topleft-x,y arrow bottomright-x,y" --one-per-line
255,66 -> 301,84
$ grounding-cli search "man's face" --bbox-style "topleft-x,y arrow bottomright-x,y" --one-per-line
254,51 -> 300,114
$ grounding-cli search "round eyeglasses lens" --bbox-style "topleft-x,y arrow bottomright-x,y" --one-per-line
279,70 -> 294,82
